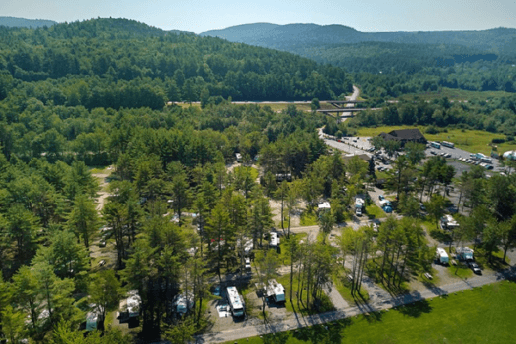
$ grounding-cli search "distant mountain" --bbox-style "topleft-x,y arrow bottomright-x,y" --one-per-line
0,16 -> 57,28
201,23 -> 516,52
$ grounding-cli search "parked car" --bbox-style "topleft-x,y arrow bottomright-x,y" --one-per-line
468,261 -> 482,274
379,195 -> 385,201
420,203 -> 426,211
430,150 -> 436,155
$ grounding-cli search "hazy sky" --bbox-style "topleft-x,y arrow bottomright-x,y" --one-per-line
2,0 -> 515,33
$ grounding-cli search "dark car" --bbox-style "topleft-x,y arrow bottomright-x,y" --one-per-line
468,261 -> 482,274
420,203 -> 426,211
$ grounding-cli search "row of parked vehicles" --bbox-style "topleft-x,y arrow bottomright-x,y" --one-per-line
458,157 -> 494,169
435,246 -> 481,274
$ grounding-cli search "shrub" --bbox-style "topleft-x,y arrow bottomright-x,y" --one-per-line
425,126 -> 439,134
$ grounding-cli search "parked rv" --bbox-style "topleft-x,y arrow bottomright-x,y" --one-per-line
436,247 -> 449,264
269,232 -> 279,247
226,286 -> 245,317
264,279 -> 286,303
355,197 -> 365,216
440,215 -> 459,230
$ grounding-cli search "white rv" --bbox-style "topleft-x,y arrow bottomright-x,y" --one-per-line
264,279 -> 286,303
270,232 -> 279,247
226,286 -> 245,317
436,247 -> 449,264
173,293 -> 193,315
440,215 -> 459,230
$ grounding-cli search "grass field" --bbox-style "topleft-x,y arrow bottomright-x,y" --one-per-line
356,125 -> 516,156
225,281 -> 516,344
365,204 -> 384,219
396,87 -> 511,102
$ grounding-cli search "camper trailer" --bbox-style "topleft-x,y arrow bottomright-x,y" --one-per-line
440,215 -> 459,230
355,197 -> 365,216
456,247 -> 474,261
270,232 -> 279,248
436,248 -> 449,264
173,293 -> 193,316
264,279 -> 286,303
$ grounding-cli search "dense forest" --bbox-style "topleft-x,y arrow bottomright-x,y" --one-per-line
202,23 -> 516,97
0,18 -> 353,109
1,17 -> 516,344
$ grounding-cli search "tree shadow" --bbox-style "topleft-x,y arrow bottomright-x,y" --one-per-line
292,320 -> 350,344
394,299 -> 432,318
429,229 -> 452,243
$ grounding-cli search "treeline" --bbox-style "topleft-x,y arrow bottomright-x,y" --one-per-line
341,93 -> 516,136
0,18 -> 353,106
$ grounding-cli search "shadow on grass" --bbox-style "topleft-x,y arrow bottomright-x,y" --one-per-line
292,320 -> 351,344
429,229 -> 452,243
395,299 -> 433,318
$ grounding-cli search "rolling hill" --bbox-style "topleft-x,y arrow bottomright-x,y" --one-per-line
0,16 -> 57,28
201,23 -> 516,52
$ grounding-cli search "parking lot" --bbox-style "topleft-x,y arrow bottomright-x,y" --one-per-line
424,143 -> 505,174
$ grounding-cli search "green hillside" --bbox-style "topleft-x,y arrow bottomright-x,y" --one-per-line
0,18 -> 353,109
0,16 -> 57,28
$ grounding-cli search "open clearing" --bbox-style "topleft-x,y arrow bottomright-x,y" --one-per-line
224,281 -> 516,344
356,125 -> 516,156
395,87 -> 511,102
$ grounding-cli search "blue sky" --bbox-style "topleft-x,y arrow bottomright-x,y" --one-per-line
1,0 -> 515,33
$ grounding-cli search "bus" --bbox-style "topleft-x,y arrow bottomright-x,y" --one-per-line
442,141 -> 454,148
430,142 -> 441,149
226,286 -> 245,317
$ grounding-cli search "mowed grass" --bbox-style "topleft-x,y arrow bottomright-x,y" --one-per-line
365,204 -> 384,219
356,125 -> 516,156
226,281 -> 516,344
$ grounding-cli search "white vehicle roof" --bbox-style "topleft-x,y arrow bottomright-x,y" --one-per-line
264,279 -> 285,297
318,202 -> 331,209
227,286 -> 244,309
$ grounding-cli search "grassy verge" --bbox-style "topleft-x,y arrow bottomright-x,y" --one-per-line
300,211 -> 318,226
365,204 -> 384,219
276,274 -> 335,316
396,87 -> 510,102
416,267 -> 441,286
225,281 -> 516,344
332,271 -> 370,305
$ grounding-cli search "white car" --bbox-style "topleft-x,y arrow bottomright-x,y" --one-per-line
245,257 -> 251,271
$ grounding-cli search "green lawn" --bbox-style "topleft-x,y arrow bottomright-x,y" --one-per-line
356,126 -> 516,156
300,211 -> 318,226
365,204 -> 384,219
225,281 -> 516,344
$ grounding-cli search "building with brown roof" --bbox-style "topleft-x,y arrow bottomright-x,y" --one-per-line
378,128 -> 426,146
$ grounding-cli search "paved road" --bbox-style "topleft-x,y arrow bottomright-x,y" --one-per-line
196,266 -> 516,343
